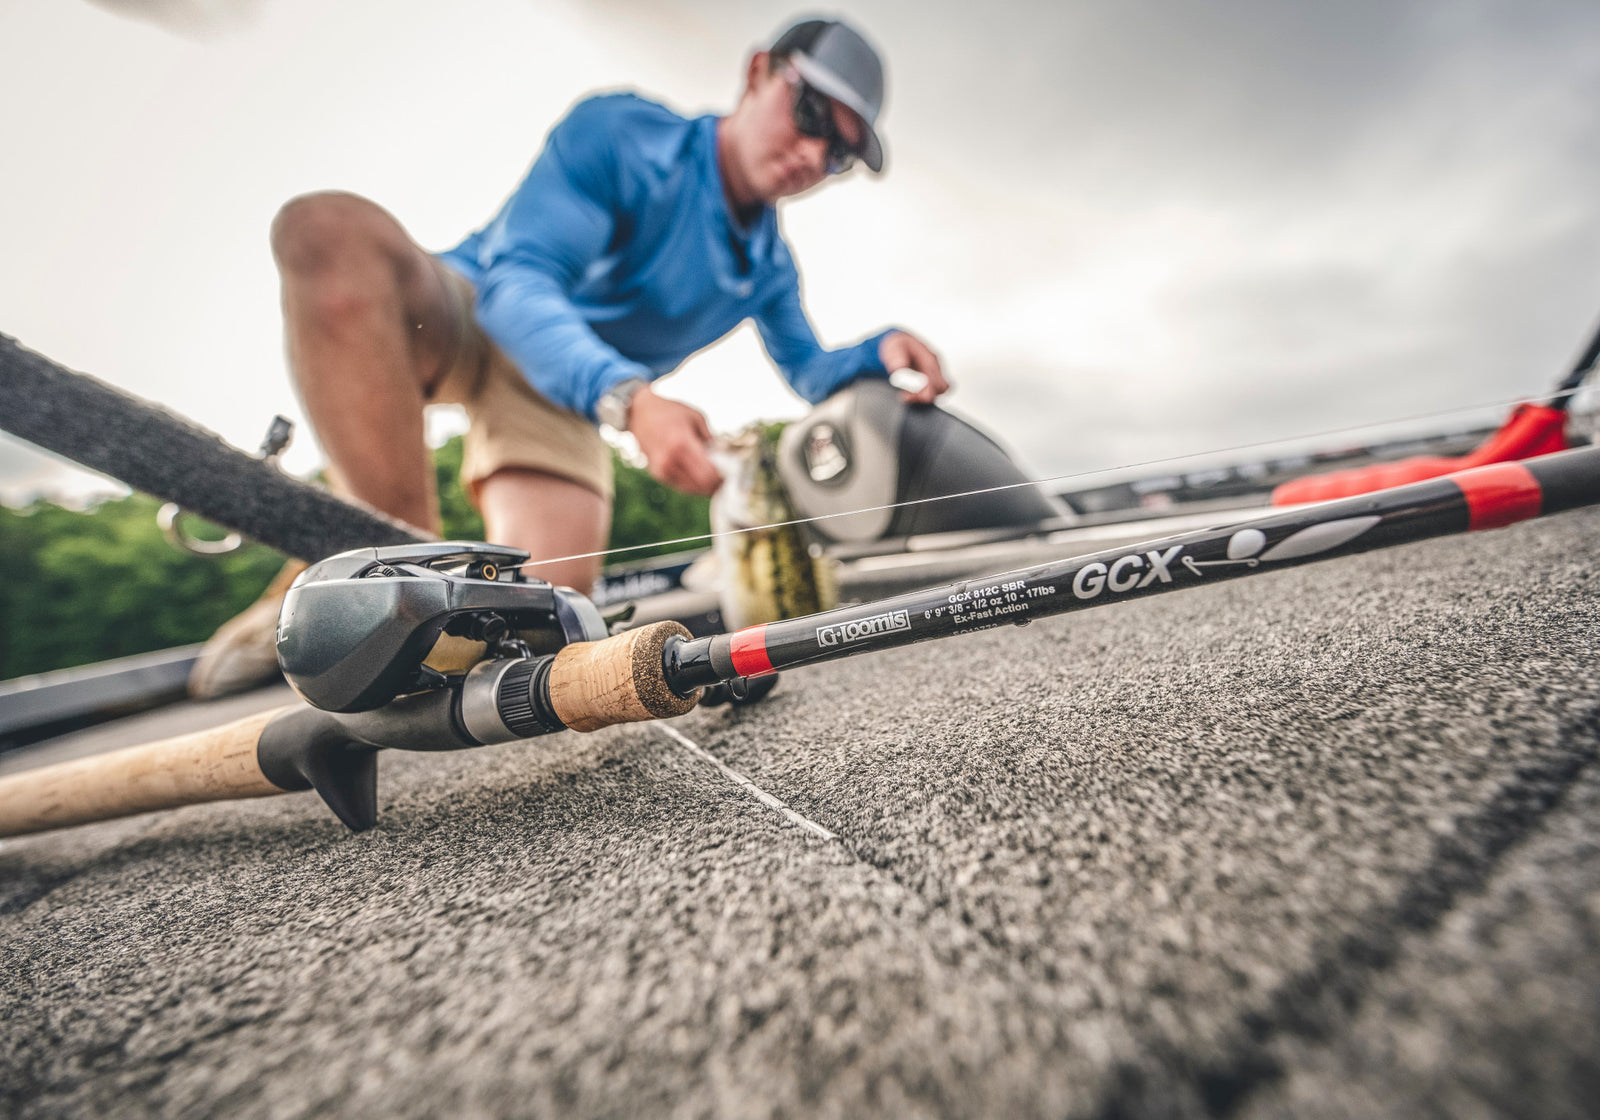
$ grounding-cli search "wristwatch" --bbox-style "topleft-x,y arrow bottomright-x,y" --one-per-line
596,378 -> 648,432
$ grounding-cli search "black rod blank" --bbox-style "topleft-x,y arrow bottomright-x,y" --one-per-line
666,446 -> 1600,692
0,333 -> 429,560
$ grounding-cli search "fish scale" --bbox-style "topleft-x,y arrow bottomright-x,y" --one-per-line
712,424 -> 838,632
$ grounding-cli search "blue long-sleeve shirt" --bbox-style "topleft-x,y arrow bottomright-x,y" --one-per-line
437,93 -> 894,422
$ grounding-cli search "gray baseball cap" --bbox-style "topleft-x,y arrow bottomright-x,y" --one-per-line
771,18 -> 887,173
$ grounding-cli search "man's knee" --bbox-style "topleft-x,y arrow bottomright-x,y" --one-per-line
270,191 -> 402,277
272,191 -> 443,342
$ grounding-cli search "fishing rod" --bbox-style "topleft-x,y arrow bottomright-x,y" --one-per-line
2,446 -> 1597,838
663,444 -> 1600,687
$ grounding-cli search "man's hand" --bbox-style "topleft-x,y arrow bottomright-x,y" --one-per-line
627,384 -> 724,496
879,330 -> 951,404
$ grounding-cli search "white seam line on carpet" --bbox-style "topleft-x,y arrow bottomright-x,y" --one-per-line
655,723 -> 839,842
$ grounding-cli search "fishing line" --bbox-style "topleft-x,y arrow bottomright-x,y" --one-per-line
513,383 -> 1597,573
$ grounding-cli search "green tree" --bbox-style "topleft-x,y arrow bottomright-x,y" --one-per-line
0,495 -> 282,680
432,434 -> 485,541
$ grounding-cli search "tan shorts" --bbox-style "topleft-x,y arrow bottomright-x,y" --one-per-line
427,263 -> 614,501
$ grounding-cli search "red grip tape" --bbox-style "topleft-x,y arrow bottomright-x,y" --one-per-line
729,625 -> 776,677
1454,461 -> 1542,531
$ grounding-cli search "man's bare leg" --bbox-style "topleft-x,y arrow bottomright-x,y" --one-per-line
270,191 -> 458,534
477,467 -> 611,593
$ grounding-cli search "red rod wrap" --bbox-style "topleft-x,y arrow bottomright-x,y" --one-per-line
1455,461 -> 1543,531
729,625 -> 776,677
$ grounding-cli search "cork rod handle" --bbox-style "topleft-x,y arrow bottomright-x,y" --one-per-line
547,621 -> 700,732
0,706 -> 292,838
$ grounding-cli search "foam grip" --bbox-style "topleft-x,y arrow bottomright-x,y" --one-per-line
547,621 -> 701,732
0,707 -> 292,838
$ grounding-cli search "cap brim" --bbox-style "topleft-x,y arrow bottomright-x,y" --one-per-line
790,53 -> 885,173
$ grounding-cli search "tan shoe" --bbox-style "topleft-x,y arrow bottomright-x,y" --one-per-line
187,559 -> 309,699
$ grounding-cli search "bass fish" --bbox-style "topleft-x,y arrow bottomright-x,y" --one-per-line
711,424 -> 838,631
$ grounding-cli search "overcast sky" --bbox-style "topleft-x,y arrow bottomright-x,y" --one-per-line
3,0 -> 1598,506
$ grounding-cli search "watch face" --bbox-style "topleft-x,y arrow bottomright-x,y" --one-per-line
598,380 -> 644,430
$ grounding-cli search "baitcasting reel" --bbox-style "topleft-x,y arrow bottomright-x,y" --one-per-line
260,541 -> 765,830
254,542 -> 631,830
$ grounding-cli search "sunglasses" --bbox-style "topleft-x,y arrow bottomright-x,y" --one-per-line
784,68 -> 859,175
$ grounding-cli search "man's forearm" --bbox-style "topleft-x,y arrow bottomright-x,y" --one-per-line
777,328 -> 900,404
476,267 -> 653,420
